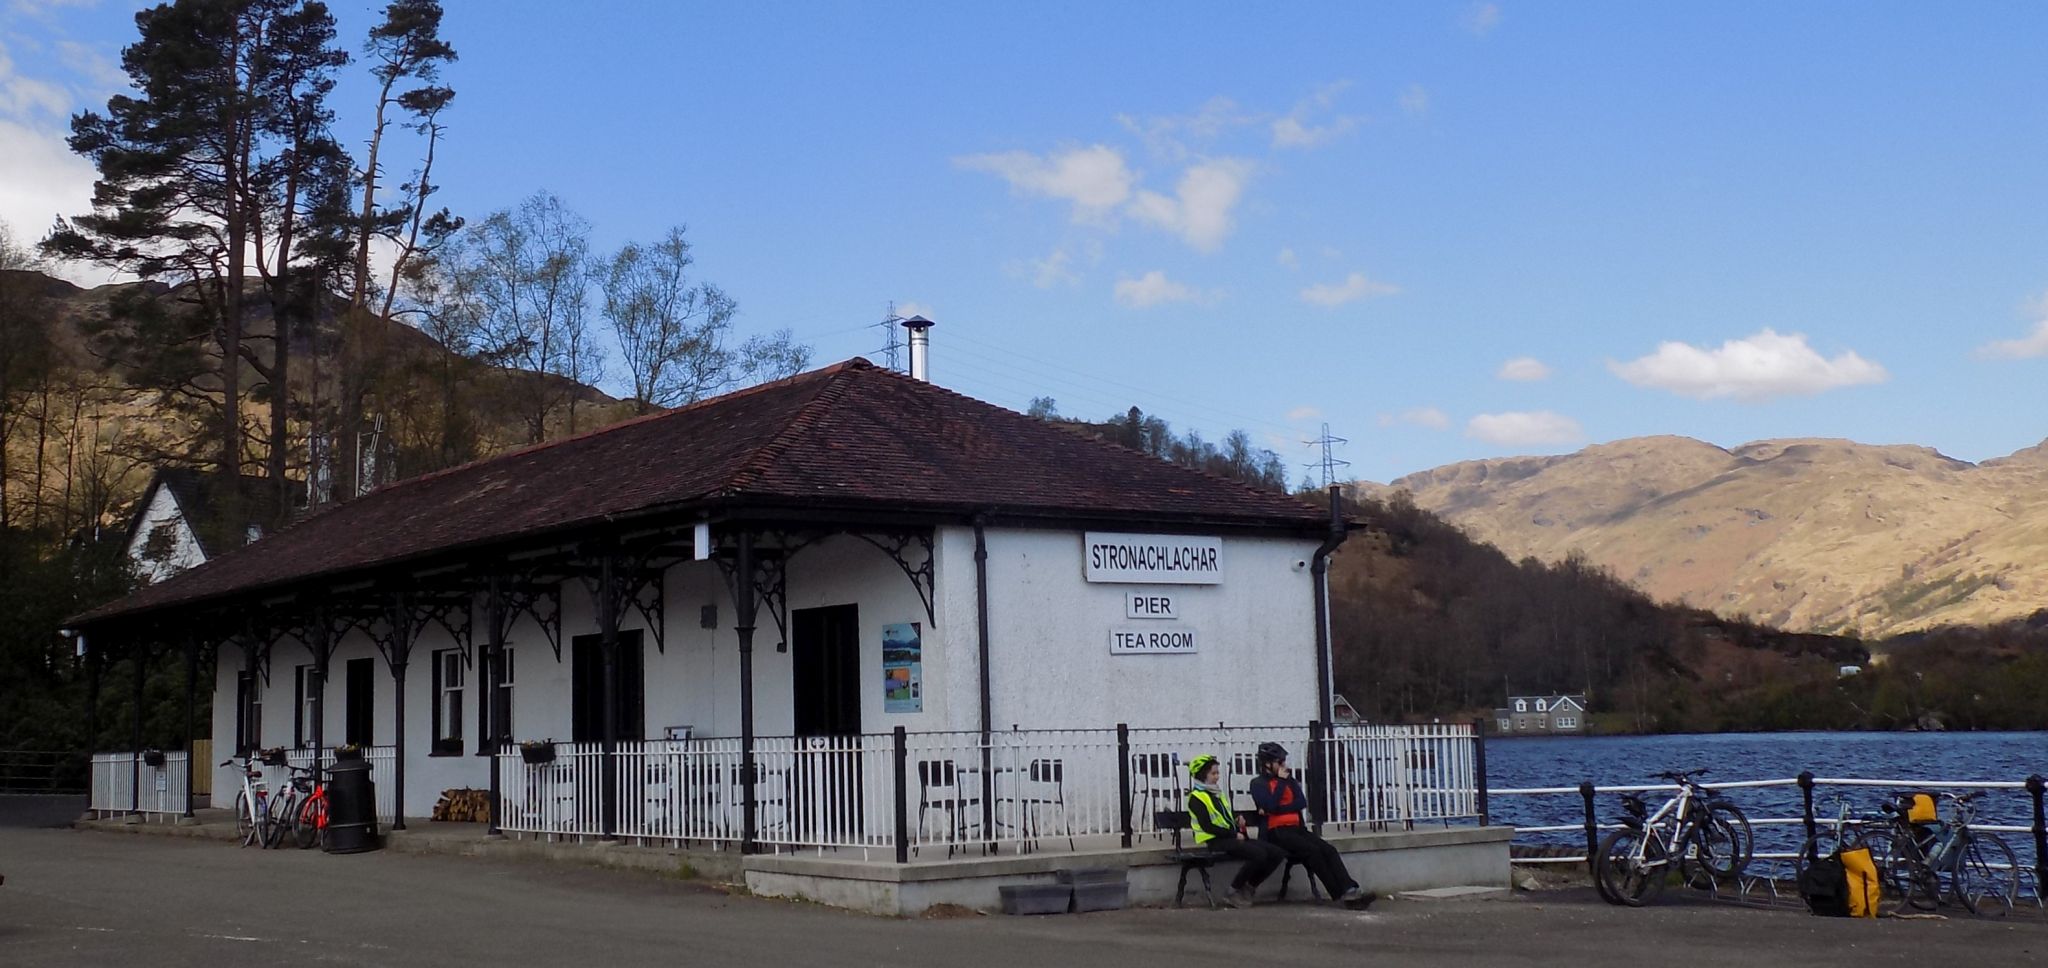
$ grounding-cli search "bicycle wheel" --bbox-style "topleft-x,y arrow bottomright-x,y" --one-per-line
265,793 -> 296,849
1860,829 -> 1936,914
233,791 -> 257,847
1595,828 -> 1668,907
1682,812 -> 1746,888
294,795 -> 326,850
1954,831 -> 2018,919
1701,803 -> 1752,878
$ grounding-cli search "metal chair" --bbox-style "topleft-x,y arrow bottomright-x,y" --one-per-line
1129,752 -> 1184,842
915,759 -> 980,857
1016,758 -> 1074,853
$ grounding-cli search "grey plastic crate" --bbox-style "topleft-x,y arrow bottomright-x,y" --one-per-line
999,884 -> 1073,916
1071,882 -> 1131,912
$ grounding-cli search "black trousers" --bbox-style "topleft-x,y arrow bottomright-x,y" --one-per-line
1212,836 -> 1288,890
1263,825 -> 1358,896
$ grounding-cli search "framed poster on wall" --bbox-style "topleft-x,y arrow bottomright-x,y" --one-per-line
882,622 -> 923,713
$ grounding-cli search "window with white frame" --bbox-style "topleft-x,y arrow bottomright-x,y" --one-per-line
1513,699 -> 1526,712
294,665 -> 317,748
479,648 -> 515,751
432,648 -> 465,754
1555,715 -> 1578,730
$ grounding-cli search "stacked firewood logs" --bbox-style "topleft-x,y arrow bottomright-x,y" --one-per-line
432,788 -> 492,822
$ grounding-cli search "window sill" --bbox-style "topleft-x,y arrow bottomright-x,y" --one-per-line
429,746 -> 465,758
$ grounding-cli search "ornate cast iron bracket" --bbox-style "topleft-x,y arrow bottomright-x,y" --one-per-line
851,529 -> 937,628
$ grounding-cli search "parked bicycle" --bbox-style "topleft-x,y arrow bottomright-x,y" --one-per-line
220,751 -> 272,848
1594,768 -> 1754,906
262,764 -> 326,850
1860,791 -> 2019,918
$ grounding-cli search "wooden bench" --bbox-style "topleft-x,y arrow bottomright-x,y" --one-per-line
1156,809 -> 1323,908
1154,810 -> 1222,908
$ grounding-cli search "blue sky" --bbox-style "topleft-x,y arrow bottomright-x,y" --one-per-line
6,1 -> 2048,482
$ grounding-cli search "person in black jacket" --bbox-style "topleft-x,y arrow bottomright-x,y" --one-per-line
1249,742 -> 1374,907
1186,754 -> 1286,909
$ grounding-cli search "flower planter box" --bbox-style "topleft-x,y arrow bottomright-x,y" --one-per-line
141,750 -> 166,768
334,747 -> 365,762
520,745 -> 556,765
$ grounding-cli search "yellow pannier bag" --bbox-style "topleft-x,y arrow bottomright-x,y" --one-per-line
1839,845 -> 1882,918
1901,792 -> 1938,825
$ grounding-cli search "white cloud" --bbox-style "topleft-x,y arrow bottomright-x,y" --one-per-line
1980,319 -> 2048,360
1299,271 -> 1399,308
1380,407 -> 1451,430
1028,247 -> 1077,289
894,300 -> 934,320
1462,2 -> 1502,36
1285,405 -> 1323,421
1125,158 -> 1253,252
1978,296 -> 2048,359
1117,96 -> 1256,160
1399,83 -> 1430,117
0,40 -> 97,271
1276,247 -> 1298,269
1609,328 -> 1888,401
0,39 -> 70,117
1113,270 -> 1216,309
1496,356 -> 1551,381
55,39 -> 126,91
955,145 -> 1134,222
1467,410 -> 1582,446
1272,81 -> 1361,150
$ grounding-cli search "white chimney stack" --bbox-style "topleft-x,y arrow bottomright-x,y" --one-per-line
900,315 -> 934,382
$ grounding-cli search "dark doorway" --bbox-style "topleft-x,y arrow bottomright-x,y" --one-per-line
790,604 -> 863,839
344,658 -> 375,747
571,629 -> 645,744
791,605 -> 862,736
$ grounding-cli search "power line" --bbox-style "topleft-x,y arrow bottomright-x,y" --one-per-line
1304,422 -> 1350,487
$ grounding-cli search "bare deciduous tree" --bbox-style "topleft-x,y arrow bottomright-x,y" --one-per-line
597,227 -> 808,415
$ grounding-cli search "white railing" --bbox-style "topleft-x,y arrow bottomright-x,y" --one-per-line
281,746 -> 399,825
1493,775 -> 2044,902
494,723 -> 1483,857
88,751 -> 189,819
1318,723 -> 1481,829
497,743 -> 607,839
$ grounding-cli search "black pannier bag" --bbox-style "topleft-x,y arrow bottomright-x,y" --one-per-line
1798,853 -> 1851,917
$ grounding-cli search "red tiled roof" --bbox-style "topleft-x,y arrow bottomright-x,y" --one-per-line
74,359 -> 1327,625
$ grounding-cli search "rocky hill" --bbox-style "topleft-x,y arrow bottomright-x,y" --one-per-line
1361,436 -> 2048,637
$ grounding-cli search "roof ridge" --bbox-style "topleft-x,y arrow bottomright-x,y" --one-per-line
861,365 -> 1324,516
362,359 -> 867,498
725,360 -> 872,493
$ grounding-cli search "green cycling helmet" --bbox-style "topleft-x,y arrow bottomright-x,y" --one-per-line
1188,753 -> 1219,779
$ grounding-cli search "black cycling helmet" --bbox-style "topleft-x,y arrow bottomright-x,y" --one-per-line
1256,741 -> 1288,764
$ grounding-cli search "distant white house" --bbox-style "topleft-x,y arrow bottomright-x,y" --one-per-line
1492,694 -> 1588,734
122,469 -> 285,583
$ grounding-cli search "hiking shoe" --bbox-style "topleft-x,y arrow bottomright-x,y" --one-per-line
1227,887 -> 1255,909
1339,886 -> 1365,902
1344,890 -> 1378,910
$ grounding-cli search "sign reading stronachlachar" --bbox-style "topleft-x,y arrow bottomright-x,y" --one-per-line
1084,532 -> 1223,584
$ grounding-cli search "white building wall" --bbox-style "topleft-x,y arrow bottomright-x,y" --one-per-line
209,527 -> 1321,817
961,526 -> 1322,730
125,486 -> 205,583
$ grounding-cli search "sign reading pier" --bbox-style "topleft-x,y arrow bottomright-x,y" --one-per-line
1084,532 -> 1223,585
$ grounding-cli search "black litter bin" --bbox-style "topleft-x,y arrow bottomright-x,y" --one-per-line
322,759 -> 382,854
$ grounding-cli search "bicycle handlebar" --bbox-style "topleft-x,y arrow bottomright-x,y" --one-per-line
1653,768 -> 1710,781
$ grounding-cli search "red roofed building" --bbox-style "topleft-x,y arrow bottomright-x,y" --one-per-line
70,357 -> 1352,840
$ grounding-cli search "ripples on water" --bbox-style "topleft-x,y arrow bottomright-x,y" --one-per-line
1485,731 -> 2047,855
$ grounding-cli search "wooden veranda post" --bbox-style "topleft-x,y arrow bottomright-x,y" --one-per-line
735,531 -> 759,854
129,639 -> 146,815
598,549 -> 621,840
181,639 -> 198,818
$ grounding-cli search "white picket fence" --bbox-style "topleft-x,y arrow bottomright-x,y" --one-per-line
495,723 -> 1483,858
88,751 -> 189,819
281,746 -> 399,826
